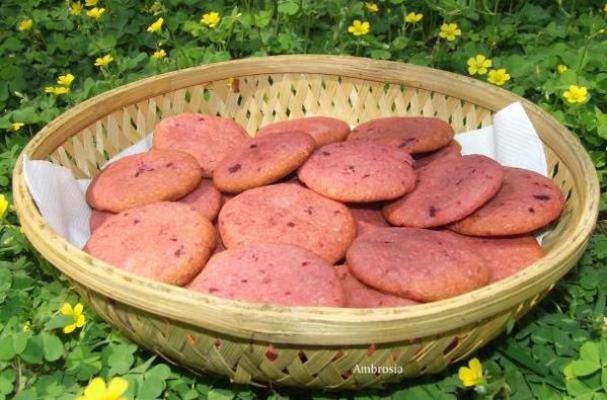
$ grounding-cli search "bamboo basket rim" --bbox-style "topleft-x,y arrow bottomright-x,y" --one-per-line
12,55 -> 600,345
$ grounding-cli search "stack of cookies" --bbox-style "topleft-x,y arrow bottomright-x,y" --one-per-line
84,113 -> 565,308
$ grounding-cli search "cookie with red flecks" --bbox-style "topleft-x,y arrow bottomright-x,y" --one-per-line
188,244 -> 345,307
153,113 -> 249,177
218,183 -> 356,264
178,179 -> 222,220
298,141 -> 416,202
414,140 -> 462,169
452,233 -> 544,282
346,227 -> 490,302
257,116 -> 350,147
450,167 -> 565,236
84,202 -> 216,286
89,210 -> 114,232
213,131 -> 315,193
86,149 -> 202,213
335,265 -> 418,308
348,203 -> 390,237
383,155 -> 504,228
348,116 -> 454,154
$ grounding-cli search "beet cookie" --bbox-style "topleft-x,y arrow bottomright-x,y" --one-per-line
89,210 -> 114,232
213,131 -> 315,193
414,140 -> 462,169
153,113 -> 249,177
188,244 -> 345,307
335,265 -> 418,308
346,228 -> 490,302
450,167 -> 565,236
84,202 -> 216,286
383,155 -> 504,228
86,150 -> 202,213
348,117 -> 454,154
298,141 -> 416,202
257,116 -> 351,147
349,203 -> 390,237
218,183 -> 356,264
178,179 -> 222,220
453,233 -> 544,282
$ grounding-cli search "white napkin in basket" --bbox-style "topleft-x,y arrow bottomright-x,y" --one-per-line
23,101 -> 548,249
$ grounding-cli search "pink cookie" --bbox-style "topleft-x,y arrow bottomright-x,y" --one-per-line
298,141 -> 416,202
86,150 -> 202,213
89,210 -> 114,232
84,202 -> 216,286
349,203 -> 390,237
348,117 -> 454,154
213,131 -> 315,193
346,227 -> 490,302
453,233 -> 544,282
414,141 -> 462,169
383,155 -> 504,228
450,167 -> 565,236
188,244 -> 346,307
257,116 -> 350,147
218,183 -> 356,264
153,113 -> 249,177
178,179 -> 222,220
335,265 -> 419,308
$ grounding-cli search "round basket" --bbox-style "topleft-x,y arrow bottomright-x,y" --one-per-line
12,55 -> 600,389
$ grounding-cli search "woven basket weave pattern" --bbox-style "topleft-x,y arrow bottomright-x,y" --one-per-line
48,74 -> 495,178
12,56 -> 599,389
80,281 -> 547,388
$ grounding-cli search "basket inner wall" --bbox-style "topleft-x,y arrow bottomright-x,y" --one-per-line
45,72 -> 574,251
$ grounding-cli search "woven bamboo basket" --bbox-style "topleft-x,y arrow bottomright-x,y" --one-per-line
12,55 -> 600,389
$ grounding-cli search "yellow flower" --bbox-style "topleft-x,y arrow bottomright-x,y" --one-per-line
348,20 -> 370,36
147,17 -> 163,33
0,195 -> 8,219
365,2 -> 379,13
563,85 -> 588,104
604,3 -> 607,12
487,68 -> 511,86
23,321 -> 31,333
151,49 -> 166,60
439,22 -> 461,41
149,1 -> 161,15
467,54 -> 492,75
87,7 -> 105,20
458,358 -> 484,387
45,86 -> 70,95
69,2 -> 83,15
557,64 -> 568,74
200,11 -> 221,28
94,54 -> 114,67
18,19 -> 33,32
57,73 -> 75,87
405,12 -> 423,23
11,122 -> 24,132
60,302 -> 86,334
85,0 -> 98,6
77,377 -> 128,400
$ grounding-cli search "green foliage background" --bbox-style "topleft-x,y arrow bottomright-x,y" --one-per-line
0,0 -> 606,398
